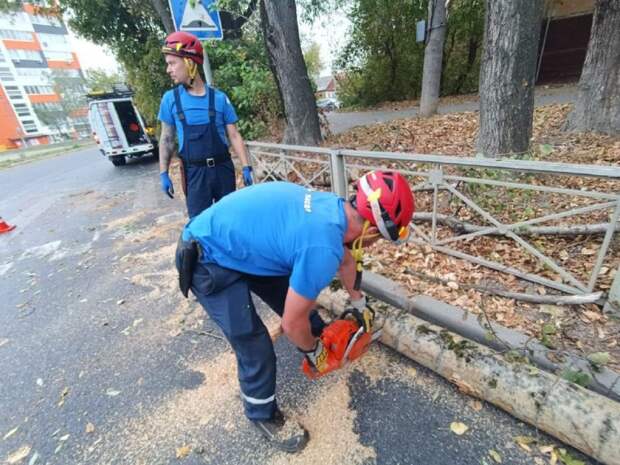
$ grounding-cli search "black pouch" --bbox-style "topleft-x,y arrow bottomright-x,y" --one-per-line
176,236 -> 199,298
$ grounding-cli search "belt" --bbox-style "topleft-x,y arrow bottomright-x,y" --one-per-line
188,155 -> 231,167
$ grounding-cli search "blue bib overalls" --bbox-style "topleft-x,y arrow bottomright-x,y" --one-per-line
174,85 -> 236,218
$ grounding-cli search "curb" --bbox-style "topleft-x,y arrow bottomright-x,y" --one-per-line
317,288 -> 620,465
360,271 -> 620,402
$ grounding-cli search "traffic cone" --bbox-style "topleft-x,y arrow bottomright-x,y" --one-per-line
0,217 -> 16,234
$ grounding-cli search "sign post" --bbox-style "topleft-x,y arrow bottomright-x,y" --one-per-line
167,0 -> 224,85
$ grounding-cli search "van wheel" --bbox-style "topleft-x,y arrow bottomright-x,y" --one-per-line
111,155 -> 126,166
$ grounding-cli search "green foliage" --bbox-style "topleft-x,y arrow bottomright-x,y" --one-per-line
441,0 -> 485,95
560,369 -> 591,387
85,69 -> 127,94
336,0 -> 485,107
336,0 -> 426,107
124,36 -> 171,127
206,36 -> 281,139
303,42 -> 323,82
587,351 -> 610,371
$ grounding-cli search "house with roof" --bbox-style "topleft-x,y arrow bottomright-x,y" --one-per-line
315,75 -> 337,100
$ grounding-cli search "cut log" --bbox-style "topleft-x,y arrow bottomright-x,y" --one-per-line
317,289 -> 620,465
361,271 -> 620,401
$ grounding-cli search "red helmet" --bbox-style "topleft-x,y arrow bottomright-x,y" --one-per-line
162,31 -> 204,65
355,170 -> 415,242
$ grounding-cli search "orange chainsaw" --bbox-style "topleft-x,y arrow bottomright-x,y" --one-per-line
302,306 -> 381,379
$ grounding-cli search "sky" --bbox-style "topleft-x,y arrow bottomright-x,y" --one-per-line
66,6 -> 350,78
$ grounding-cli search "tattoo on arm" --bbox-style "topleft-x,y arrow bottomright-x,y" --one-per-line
159,122 -> 177,172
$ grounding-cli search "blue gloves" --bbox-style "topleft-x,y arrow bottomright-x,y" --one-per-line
242,165 -> 253,186
160,171 -> 174,199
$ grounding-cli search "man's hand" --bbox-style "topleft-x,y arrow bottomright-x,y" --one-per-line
350,295 -> 375,333
302,339 -> 339,374
242,166 -> 253,186
160,172 -> 174,199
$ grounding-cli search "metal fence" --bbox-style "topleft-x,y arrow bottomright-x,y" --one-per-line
247,141 -> 620,305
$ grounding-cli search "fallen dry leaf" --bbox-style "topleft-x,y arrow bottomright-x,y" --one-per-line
58,387 -> 69,407
450,422 -> 468,435
176,445 -> 191,459
7,445 -> 31,464
85,423 -> 95,434
469,400 -> 483,412
489,449 -> 502,463
514,435 -> 536,452
3,426 -> 19,440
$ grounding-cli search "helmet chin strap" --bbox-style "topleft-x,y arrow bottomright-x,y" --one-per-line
183,58 -> 198,88
351,220 -> 371,291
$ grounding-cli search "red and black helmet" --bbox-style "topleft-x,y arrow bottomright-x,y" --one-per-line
162,31 -> 204,65
355,170 -> 415,242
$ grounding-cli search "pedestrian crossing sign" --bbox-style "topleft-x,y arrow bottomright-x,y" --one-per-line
168,0 -> 223,40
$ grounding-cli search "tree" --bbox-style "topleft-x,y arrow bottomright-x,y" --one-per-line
441,0 -> 484,95
260,0 -> 321,145
85,68 -> 126,93
303,42 -> 323,83
420,0 -> 447,117
478,0 -> 544,158
335,0 -> 427,107
565,0 -> 620,135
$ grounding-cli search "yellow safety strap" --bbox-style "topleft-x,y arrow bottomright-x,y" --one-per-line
183,57 -> 198,86
351,220 -> 370,290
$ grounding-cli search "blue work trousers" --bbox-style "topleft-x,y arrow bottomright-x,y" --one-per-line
189,261 -> 326,420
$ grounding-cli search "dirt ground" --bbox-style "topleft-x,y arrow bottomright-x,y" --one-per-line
323,103 -> 620,372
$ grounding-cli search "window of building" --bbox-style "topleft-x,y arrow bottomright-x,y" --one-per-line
22,119 -> 38,133
3,85 -> 22,99
30,14 -> 62,27
24,85 -> 54,94
0,30 -> 33,41
8,49 -> 44,63
37,33 -> 69,49
0,67 -> 14,81
43,50 -> 73,62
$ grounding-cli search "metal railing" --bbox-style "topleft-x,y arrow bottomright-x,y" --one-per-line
247,141 -> 620,302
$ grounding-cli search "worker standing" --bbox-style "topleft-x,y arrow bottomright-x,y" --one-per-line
158,31 -> 253,218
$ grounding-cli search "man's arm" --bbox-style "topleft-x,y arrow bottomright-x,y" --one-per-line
225,123 -> 250,166
338,248 -> 364,301
281,287 -> 317,351
159,122 -> 177,173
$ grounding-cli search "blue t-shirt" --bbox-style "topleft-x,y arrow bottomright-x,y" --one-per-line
183,182 -> 348,300
157,85 -> 238,150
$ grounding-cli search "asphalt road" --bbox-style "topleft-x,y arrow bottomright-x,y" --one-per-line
326,85 -> 576,134
0,148 -> 593,464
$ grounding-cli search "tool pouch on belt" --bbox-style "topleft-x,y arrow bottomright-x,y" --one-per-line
176,236 -> 199,298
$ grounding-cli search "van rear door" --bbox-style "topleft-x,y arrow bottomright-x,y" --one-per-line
113,101 -> 149,147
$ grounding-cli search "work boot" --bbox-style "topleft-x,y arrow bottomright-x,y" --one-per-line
251,409 -> 309,453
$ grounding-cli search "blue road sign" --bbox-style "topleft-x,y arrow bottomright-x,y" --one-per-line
168,0 -> 223,40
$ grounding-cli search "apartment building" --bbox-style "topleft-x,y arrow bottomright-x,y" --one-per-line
0,3 -> 89,150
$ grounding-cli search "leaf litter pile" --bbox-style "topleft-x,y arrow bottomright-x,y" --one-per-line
324,103 -> 620,371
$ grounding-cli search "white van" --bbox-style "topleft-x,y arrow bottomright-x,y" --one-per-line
87,86 -> 157,167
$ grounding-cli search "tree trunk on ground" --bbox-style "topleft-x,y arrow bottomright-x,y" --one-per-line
149,0 -> 174,33
318,289 -> 620,465
420,0 -> 447,117
260,0 -> 322,145
478,0 -> 544,157
565,0 -> 620,135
